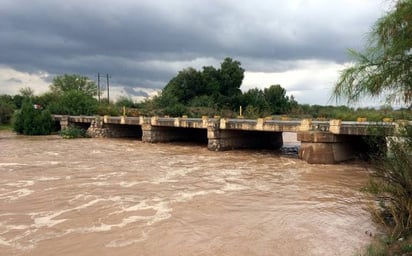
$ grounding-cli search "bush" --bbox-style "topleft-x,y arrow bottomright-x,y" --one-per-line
95,103 -> 121,116
59,126 -> 87,139
365,125 -> 412,239
13,101 -> 53,135
0,100 -> 14,124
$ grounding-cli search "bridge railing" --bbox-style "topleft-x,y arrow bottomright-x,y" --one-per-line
51,115 -> 409,136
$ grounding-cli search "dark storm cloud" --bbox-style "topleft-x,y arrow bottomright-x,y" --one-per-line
0,0 -> 386,93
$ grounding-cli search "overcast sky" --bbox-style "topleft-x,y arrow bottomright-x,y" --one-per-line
0,0 -> 390,105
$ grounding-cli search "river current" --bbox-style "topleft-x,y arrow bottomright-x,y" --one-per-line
0,132 -> 376,255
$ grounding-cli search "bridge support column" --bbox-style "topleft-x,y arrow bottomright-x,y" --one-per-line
142,124 -> 165,143
297,132 -> 355,164
60,115 -> 69,129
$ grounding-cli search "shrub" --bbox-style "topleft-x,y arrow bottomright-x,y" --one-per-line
59,126 -> 87,139
0,100 -> 14,124
13,101 -> 53,135
365,125 -> 412,239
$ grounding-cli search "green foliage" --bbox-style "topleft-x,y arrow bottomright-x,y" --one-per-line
240,85 -> 296,117
0,95 -> 15,124
50,74 -> 98,97
95,103 -> 121,116
264,84 -> 292,114
160,57 -> 245,114
244,105 -> 262,119
13,101 -> 53,135
364,126 -> 412,239
334,0 -> 412,107
19,87 -> 35,99
49,90 -> 98,115
164,103 -> 186,117
115,96 -> 136,108
59,125 -> 87,139
219,57 -> 244,98
163,68 -> 203,104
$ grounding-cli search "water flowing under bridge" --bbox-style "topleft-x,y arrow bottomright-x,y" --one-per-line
52,115 -> 408,164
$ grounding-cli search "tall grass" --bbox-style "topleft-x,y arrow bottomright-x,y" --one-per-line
365,125 -> 412,239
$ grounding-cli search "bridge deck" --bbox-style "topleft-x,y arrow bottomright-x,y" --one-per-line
52,115 -> 407,135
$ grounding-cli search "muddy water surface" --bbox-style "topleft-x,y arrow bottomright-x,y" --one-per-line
0,132 -> 376,255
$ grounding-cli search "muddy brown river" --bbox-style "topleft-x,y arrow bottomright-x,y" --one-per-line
0,131 -> 376,255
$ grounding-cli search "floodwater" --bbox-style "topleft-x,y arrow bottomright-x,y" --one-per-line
0,131 -> 376,255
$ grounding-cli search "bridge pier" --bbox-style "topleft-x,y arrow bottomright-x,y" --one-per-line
297,132 -> 355,164
59,115 -> 69,129
142,124 -> 176,143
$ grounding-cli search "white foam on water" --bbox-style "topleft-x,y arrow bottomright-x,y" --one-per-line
105,232 -> 148,248
121,200 -> 150,212
35,176 -> 60,181
35,160 -> 60,165
44,152 -> 59,156
119,181 -> 146,188
79,181 -> 111,187
92,172 -> 126,181
172,190 -> 223,203
0,238 -> 11,247
0,163 -> 28,166
0,188 -> 34,201
67,215 -> 150,234
34,214 -> 67,228
0,222 -> 29,231
222,183 -> 249,192
30,198 -> 107,229
152,167 -> 198,184
5,180 -> 34,187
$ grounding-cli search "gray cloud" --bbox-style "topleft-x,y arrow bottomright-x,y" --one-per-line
0,0 -> 388,101
6,77 -> 22,83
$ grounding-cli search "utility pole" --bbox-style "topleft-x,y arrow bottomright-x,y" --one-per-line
106,73 -> 110,104
97,72 -> 101,103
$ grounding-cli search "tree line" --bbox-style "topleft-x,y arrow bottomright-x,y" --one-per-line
1,56 -> 411,134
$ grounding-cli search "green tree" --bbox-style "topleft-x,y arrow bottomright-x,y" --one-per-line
241,88 -> 268,115
219,57 -> 244,97
19,87 -> 35,99
333,0 -> 412,240
50,74 -> 98,97
115,96 -> 135,108
13,100 -> 52,135
48,90 -> 98,115
264,84 -> 291,114
201,66 -> 220,99
333,0 -> 412,107
162,68 -> 203,104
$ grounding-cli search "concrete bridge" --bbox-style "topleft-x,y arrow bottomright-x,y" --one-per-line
52,115 -> 406,164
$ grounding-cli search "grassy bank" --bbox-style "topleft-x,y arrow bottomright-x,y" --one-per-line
360,235 -> 412,255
